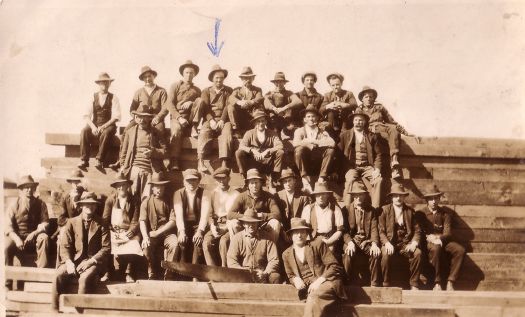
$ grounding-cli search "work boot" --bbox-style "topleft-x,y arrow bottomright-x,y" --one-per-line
77,160 -> 89,169
410,285 -> 419,290
446,281 -> 455,291
94,158 -> 103,169
109,161 -> 120,170
125,274 -> 135,283
433,283 -> 442,291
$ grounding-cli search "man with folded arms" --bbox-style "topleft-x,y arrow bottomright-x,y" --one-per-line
320,73 -> 357,139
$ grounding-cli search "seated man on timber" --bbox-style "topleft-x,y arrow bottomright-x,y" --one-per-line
301,182 -> 344,257
339,108 -> 384,209
52,192 -> 110,311
320,73 -> 357,139
293,104 -> 336,193
202,167 -> 240,267
119,104 -> 167,200
416,184 -> 465,291
228,169 -> 282,244
295,72 -> 324,114
274,168 -> 310,236
139,173 -> 178,280
342,182 -> 381,287
173,169 -> 209,265
379,183 -> 422,290
78,72 -> 121,169
5,175 -> 50,282
283,218 -> 347,317
227,208 -> 281,284
195,65 -> 234,172
227,66 -> 264,138
55,169 -> 85,235
153,60 -> 202,171
357,86 -> 413,179
235,110 -> 284,188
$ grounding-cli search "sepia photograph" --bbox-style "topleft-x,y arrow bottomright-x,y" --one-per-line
1,0 -> 524,316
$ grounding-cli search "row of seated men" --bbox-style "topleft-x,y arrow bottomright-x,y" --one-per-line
5,170 -> 465,316
80,62 -> 413,203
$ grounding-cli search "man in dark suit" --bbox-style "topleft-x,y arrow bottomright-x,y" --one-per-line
416,184 -> 465,291
342,182 -> 381,287
282,218 -> 346,317
378,183 -> 422,289
52,192 -> 110,311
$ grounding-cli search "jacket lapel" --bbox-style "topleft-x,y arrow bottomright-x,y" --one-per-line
364,209 -> 371,236
305,245 -> 317,277
388,205 -> 395,237
348,205 -> 357,234
88,219 -> 100,242
292,194 -> 301,218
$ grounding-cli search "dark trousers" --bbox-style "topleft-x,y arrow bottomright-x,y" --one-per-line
176,225 -> 204,265
381,245 -> 422,287
203,231 -> 231,267
143,233 -> 178,278
5,233 -> 49,268
52,261 -> 101,310
110,254 -> 141,279
169,101 -> 205,158
227,104 -> 255,132
303,279 -> 343,317
80,124 -> 117,162
197,120 -> 234,160
235,148 -> 284,176
427,241 -> 465,283
342,242 -> 380,287
371,123 -> 400,156
294,146 -> 335,178
344,166 -> 384,209
119,120 -> 166,160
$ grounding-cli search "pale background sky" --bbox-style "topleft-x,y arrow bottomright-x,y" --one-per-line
0,0 -> 524,180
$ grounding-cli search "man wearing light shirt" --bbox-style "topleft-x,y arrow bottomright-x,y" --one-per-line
79,72 -> 121,169
378,183 -> 422,290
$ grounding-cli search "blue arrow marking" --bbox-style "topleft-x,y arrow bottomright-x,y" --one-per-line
207,18 -> 224,57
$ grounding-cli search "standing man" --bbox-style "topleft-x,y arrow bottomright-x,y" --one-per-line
320,73 -> 357,139
154,60 -> 202,171
282,218 -> 346,317
227,66 -> 264,138
195,65 -> 234,171
378,183 -> 422,290
342,182 -> 381,287
293,105 -> 336,193
79,72 -> 121,169
235,110 -> 284,187
416,184 -> 465,291
339,108 -> 384,208
52,192 -> 110,311
227,208 -> 281,284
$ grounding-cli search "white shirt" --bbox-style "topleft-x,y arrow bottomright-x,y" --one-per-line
285,191 -> 294,206
304,125 -> 319,141
354,128 -> 364,144
210,187 -> 239,218
84,91 -> 122,122
393,204 -> 404,226
144,84 -> 156,96
302,203 -> 344,233
293,245 -> 306,263
256,129 -> 266,144
174,188 -> 211,233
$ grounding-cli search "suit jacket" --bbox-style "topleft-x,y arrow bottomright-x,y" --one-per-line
378,203 -> 420,246
200,85 -> 233,122
275,190 -> 310,230
338,128 -> 382,169
415,206 -> 453,243
102,192 -> 140,236
57,191 -> 84,227
60,215 -> 110,265
295,88 -> 323,109
119,124 -> 167,177
343,205 -> 379,245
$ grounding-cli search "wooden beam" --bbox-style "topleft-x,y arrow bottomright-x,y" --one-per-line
5,266 -> 55,282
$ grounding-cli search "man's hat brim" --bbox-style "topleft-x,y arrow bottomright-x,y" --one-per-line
423,192 -> 443,198
286,226 -> 312,234
208,69 -> 228,82
132,111 -> 155,117
78,198 -> 99,204
358,88 -> 378,101
110,180 -> 133,188
139,69 -> 158,80
239,216 -> 263,223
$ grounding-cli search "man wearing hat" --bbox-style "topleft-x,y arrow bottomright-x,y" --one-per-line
320,73 -> 357,139
301,182 -> 344,256
79,72 -> 122,169
228,168 -> 282,244
57,169 -> 86,229
339,108 -> 384,209
154,60 -> 202,171
173,169 -> 209,265
342,182 -> 381,287
282,218 -> 346,317
274,168 -> 310,233
292,104 -> 336,193
52,192 -> 110,311
202,167 -> 240,266
235,110 -> 284,187
378,183 -> 422,290
119,103 -> 167,200
357,86 -> 413,179
194,65 -> 234,172
227,208 -> 281,284
295,72 -> 323,117
415,184 -> 465,291
227,66 -> 264,137
139,173 -> 178,280
263,72 -> 303,143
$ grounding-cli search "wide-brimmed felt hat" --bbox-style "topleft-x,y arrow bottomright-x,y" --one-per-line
179,60 -> 200,76
279,168 -> 296,182
302,104 -> 320,117
17,175 -> 39,189
301,72 -> 317,83
94,72 -> 114,84
326,73 -> 344,83
239,208 -> 263,223
348,108 -> 370,122
66,169 -> 84,182
387,182 -> 410,196
148,172 -> 170,185
251,109 -> 268,123
78,191 -> 99,205
110,173 -> 132,188
348,182 -> 368,194
358,86 -> 378,101
183,169 -> 201,180
239,66 -> 256,78
132,104 -> 155,117
286,218 -> 312,234
213,167 -> 231,178
208,65 -> 228,82
422,183 -> 443,198
311,182 -> 333,196
139,66 -> 158,81
246,168 -> 265,181
270,72 -> 289,83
